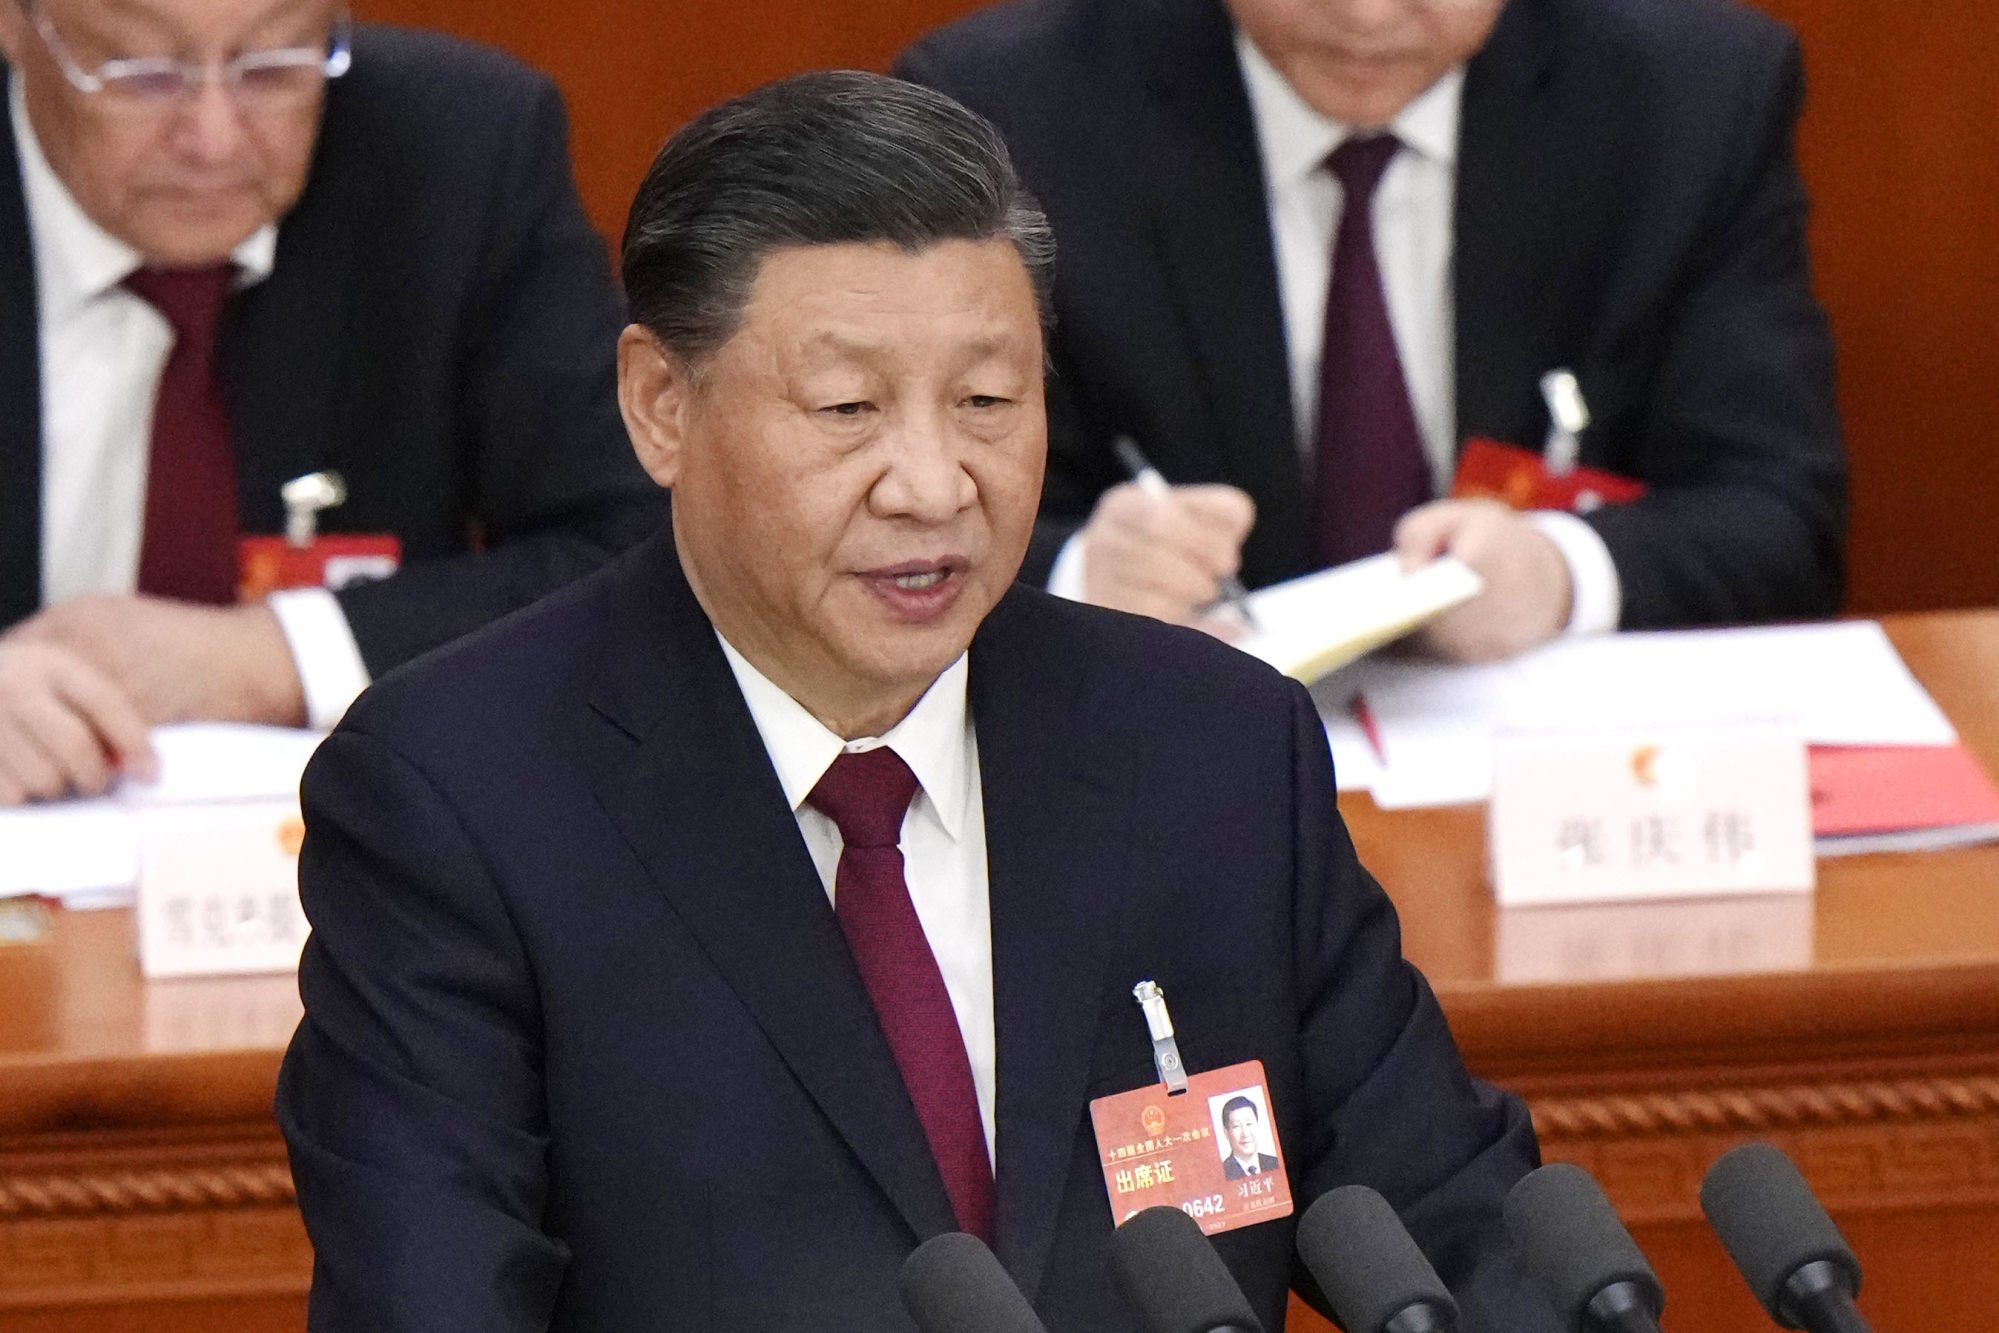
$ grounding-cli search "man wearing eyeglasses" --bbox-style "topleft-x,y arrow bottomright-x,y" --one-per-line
897,0 -> 1847,660
0,0 -> 658,803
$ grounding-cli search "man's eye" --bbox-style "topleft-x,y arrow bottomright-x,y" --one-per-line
965,395 -> 1010,409
820,402 -> 871,417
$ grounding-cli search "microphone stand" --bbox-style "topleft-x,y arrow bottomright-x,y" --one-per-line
1585,1282 -> 1664,1333
1779,1262 -> 1874,1333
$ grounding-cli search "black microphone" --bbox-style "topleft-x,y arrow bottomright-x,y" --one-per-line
1107,1205 -> 1265,1333
1296,1185 -> 1459,1333
1504,1163 -> 1666,1333
899,1232 -> 1050,1333
1700,1143 -> 1872,1333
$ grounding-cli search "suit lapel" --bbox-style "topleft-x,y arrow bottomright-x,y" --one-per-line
588,534 -> 960,1243
1125,0 -> 1314,582
972,591 -> 1137,1299
0,72 -> 45,627
220,79 -> 362,533
1454,0 -> 1573,448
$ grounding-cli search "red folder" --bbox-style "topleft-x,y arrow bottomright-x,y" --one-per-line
1810,743 -> 1999,850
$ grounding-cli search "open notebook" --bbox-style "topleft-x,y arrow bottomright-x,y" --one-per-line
1232,553 -> 1484,682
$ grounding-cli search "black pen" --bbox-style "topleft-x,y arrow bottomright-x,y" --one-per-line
1112,436 -> 1260,631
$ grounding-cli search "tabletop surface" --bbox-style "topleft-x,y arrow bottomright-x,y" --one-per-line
1348,610 -> 1999,1076
3,610 -> 1995,1131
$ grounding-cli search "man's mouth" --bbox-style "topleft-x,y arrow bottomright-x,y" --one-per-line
858,558 -> 971,624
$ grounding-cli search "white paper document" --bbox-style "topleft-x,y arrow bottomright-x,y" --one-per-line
0,724 -> 323,901
1234,554 -> 1484,683
1313,621 -> 1955,809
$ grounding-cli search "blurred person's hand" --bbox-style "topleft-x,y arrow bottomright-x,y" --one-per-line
1395,499 -> 1572,662
1079,481 -> 1256,625
10,596 -> 307,739
0,638 -> 154,804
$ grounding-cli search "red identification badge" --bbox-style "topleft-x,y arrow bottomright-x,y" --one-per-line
239,534 -> 401,600
1090,1059 -> 1294,1235
1451,438 -> 1646,515
1088,981 -> 1292,1236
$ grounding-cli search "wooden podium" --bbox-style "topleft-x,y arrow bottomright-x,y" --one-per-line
3,612 -> 1997,1331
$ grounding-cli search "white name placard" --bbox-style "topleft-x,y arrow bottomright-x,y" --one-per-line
1489,724 -> 1815,907
135,800 -> 309,979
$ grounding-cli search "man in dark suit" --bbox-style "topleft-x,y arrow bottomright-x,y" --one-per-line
896,0 -> 1847,661
277,72 -> 1558,1331
0,0 -> 658,803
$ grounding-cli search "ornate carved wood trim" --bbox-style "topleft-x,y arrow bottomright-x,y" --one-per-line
1531,1075 -> 1999,1142
0,1164 -> 296,1220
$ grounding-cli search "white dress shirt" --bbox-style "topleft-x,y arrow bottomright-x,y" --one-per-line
717,636 -> 998,1165
1052,37 -> 1621,635
13,83 -> 372,727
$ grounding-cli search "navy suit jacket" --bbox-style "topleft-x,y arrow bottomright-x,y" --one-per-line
896,0 -> 1848,628
277,530 -> 1559,1331
1223,1153 -> 1282,1182
0,27 -> 661,672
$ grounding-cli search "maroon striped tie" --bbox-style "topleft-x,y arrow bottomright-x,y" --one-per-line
125,264 -> 240,604
809,746 -> 995,1240
1312,135 -> 1434,567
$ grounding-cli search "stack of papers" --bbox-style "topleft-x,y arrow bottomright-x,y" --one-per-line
0,724 -> 323,905
1313,622 -> 1962,820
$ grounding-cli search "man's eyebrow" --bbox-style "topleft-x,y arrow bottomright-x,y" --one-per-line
800,330 -> 885,360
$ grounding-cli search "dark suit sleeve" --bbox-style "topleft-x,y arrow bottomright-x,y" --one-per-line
1280,681 -> 1558,1331
277,727 -> 566,1331
332,76 -> 662,673
1588,36 -> 1845,627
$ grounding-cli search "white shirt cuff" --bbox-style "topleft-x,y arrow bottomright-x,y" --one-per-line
266,587 -> 373,730
1047,531 -> 1091,603
1529,509 -> 1621,637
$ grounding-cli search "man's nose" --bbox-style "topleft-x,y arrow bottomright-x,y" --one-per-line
872,416 -> 976,523
168,76 -> 251,166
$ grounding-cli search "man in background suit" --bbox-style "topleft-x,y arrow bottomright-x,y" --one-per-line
897,0 -> 1847,660
0,0 -> 659,804
278,72 -> 1559,1331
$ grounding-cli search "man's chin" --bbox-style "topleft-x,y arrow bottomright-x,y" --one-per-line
124,202 -> 268,267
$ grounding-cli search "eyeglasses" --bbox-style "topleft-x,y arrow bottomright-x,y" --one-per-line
22,2 -> 352,111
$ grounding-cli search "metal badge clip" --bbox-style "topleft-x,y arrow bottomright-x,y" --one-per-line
281,470 -> 348,548
1539,369 -> 1591,478
1132,979 -> 1190,1095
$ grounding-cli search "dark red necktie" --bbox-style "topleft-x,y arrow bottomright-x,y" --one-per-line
808,746 -> 995,1241
125,264 -> 240,604
1312,135 -> 1434,567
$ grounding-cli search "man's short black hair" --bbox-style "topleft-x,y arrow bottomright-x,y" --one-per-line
1222,1096 -> 1259,1123
621,69 -> 1055,369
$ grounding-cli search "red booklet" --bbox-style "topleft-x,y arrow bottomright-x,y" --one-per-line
1810,743 -> 1999,854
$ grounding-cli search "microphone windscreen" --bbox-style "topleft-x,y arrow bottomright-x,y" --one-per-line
1108,1205 -> 1266,1333
1296,1185 -> 1459,1332
899,1232 -> 1050,1333
1700,1142 -> 1861,1325
1504,1163 -> 1663,1331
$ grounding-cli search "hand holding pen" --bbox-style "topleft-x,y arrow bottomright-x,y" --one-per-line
1109,438 -> 1261,630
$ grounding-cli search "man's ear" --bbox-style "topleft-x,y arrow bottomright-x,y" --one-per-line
0,6 -> 29,66
618,324 -> 693,489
